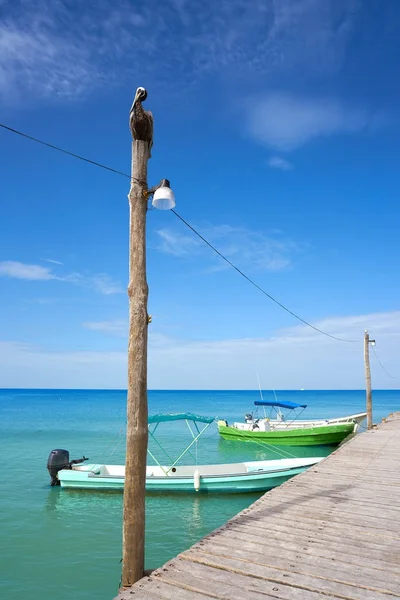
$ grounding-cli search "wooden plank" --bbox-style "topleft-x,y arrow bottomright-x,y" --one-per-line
153,567 -> 279,599
228,505 -> 400,528
157,559 -> 359,600
272,508 -> 400,532
230,511 -> 400,542
239,486 -> 400,512
203,526 -> 400,571
269,482 -> 400,504
115,412 -> 400,600
117,589 -> 162,599
121,579 -> 217,599
229,502 -> 400,530
222,516 -> 400,547
195,535 -> 400,591
182,550 -> 395,600
290,490 -> 400,507
228,515 -> 400,545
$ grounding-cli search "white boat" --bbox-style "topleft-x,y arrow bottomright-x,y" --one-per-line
52,413 -> 325,493
57,456 -> 324,493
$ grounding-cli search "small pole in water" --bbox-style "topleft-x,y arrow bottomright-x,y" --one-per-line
364,330 -> 375,430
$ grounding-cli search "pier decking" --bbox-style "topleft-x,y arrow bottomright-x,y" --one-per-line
116,413 -> 400,599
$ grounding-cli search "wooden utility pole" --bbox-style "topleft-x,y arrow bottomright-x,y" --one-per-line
122,132 -> 150,585
364,330 -> 373,430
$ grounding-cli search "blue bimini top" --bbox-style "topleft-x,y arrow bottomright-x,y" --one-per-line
254,400 -> 307,410
148,412 -> 215,424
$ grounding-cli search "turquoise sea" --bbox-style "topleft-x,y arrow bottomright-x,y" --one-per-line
0,388 -> 398,600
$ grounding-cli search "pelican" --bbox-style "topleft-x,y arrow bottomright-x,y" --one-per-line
129,87 -> 153,157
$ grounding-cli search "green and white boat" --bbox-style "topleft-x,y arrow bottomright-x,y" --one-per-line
218,400 -> 366,446
55,413 -> 324,493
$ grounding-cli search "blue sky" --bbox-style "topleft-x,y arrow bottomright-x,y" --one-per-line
0,0 -> 399,389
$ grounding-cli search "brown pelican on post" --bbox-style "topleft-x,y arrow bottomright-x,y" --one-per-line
129,86 -> 153,157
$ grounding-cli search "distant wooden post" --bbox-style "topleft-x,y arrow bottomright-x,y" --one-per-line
122,135 -> 150,585
364,330 -> 373,430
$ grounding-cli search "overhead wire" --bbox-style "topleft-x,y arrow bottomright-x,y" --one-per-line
171,209 -> 358,342
0,123 -> 134,181
0,121 -> 359,343
371,344 -> 396,379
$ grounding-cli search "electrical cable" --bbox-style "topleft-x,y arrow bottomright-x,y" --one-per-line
371,344 -> 396,379
0,121 -> 360,343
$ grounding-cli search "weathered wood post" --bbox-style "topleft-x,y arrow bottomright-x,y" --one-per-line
122,88 -> 152,587
364,330 -> 373,430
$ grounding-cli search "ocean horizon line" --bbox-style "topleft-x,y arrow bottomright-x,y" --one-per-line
1,387 -> 399,393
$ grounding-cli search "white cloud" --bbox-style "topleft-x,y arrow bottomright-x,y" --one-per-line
267,156 -> 293,171
0,0 -> 359,104
148,310 -> 400,390
248,94 -> 370,151
0,261 -> 54,280
0,17 -> 96,102
0,260 -> 122,295
91,274 -> 124,295
0,310 -> 399,389
42,258 -> 63,265
154,224 -> 301,272
27,297 -> 57,305
155,229 -> 200,257
83,320 -> 127,336
0,342 -> 126,389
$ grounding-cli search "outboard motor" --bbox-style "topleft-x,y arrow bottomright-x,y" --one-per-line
47,449 -> 70,486
47,449 -> 89,486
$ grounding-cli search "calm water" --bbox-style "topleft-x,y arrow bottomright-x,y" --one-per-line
0,389 -> 398,600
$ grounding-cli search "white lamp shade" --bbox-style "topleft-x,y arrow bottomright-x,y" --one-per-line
152,186 -> 175,210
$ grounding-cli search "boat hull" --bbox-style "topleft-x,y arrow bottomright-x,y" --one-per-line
218,423 -> 355,445
268,412 -> 366,429
57,457 -> 323,493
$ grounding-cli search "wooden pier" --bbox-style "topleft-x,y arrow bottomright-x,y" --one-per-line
116,413 -> 400,599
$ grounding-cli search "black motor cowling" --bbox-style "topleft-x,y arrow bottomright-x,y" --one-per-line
47,449 -> 70,486
47,449 -> 89,486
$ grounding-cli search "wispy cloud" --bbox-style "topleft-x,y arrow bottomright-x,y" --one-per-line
42,258 -> 63,265
267,156 -> 293,171
207,225 -> 300,271
0,261 -> 54,280
83,320 -> 127,336
147,310 -> 400,389
27,297 -> 57,305
91,275 -> 124,295
154,224 -> 301,272
0,0 -> 360,104
0,341 -> 126,389
0,310 -> 398,389
0,260 -> 122,295
0,14 -> 96,102
155,229 -> 199,257
247,94 -> 373,151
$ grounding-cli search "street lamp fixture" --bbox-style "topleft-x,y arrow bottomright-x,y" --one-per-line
151,179 -> 175,210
